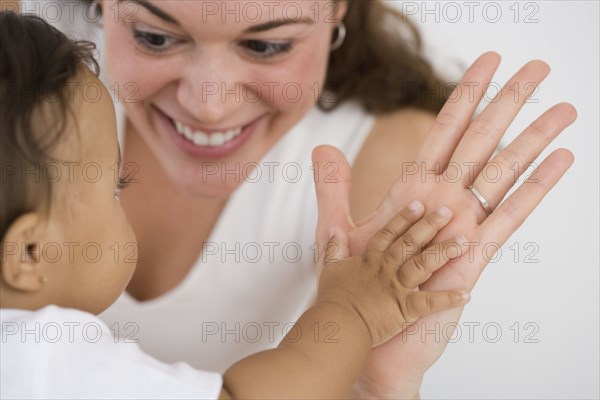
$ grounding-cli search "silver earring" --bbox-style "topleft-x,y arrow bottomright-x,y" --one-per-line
331,23 -> 346,51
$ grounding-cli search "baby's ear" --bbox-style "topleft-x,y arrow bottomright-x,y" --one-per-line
1,213 -> 48,292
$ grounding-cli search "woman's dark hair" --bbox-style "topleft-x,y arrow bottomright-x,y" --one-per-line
323,1 -> 448,114
0,11 -> 99,239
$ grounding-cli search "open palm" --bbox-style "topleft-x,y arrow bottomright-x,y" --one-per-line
312,52 -> 576,398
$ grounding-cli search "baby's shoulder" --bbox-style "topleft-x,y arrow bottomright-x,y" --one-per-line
1,305 -> 110,346
1,305 -> 99,325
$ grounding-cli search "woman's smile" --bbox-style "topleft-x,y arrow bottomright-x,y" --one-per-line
152,106 -> 268,158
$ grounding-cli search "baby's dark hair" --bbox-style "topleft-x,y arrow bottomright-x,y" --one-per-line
0,11 -> 100,240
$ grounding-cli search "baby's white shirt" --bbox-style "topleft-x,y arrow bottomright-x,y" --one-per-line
0,306 -> 222,399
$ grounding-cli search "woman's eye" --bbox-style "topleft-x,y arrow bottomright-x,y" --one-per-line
240,40 -> 292,59
133,29 -> 179,53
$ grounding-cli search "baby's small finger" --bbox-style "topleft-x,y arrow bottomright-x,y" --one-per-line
405,290 -> 471,320
367,200 -> 424,254
383,206 -> 453,268
398,235 -> 468,289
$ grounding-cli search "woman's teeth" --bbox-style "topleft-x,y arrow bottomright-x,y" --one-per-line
174,120 -> 243,147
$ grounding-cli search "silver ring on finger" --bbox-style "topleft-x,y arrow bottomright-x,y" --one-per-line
468,185 -> 494,215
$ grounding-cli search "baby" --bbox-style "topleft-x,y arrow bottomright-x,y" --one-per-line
0,12 -> 470,399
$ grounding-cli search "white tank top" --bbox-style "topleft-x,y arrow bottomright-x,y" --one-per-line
101,102 -> 375,372
23,0 -> 375,373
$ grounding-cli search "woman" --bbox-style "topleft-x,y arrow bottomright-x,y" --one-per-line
17,0 -> 575,397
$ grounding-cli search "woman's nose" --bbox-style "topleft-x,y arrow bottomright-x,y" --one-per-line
177,53 -> 246,124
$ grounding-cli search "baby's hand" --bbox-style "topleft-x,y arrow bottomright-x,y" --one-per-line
317,201 -> 470,346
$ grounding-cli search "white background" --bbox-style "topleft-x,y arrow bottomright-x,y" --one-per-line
386,1 -> 599,398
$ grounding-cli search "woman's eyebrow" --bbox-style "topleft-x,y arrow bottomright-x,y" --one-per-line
128,0 -> 180,26
243,17 -> 314,34
125,1 -> 313,32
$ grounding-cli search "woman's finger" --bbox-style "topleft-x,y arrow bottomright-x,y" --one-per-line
398,236 -> 468,289
404,290 -> 471,321
382,206 -> 453,268
466,149 -> 574,288
469,103 -> 577,214
312,145 -> 354,242
450,60 -> 551,185
415,52 -> 501,169
366,201 -> 425,254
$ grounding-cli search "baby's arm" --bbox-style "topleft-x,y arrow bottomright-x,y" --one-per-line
221,202 -> 470,399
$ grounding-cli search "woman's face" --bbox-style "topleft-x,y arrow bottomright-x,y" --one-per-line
101,0 -> 346,196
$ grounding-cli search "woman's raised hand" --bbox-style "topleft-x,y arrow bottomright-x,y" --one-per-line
312,51 -> 576,398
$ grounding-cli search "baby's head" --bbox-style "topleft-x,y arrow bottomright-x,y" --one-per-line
0,12 -> 136,314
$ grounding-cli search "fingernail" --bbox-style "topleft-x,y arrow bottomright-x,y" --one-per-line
408,200 -> 423,213
328,227 -> 336,239
460,291 -> 471,302
455,235 -> 468,245
436,205 -> 451,218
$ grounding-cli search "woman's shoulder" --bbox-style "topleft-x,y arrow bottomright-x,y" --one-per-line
373,107 -> 437,135
357,107 -> 437,165
349,107 -> 437,221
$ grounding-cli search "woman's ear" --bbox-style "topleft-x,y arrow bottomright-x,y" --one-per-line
1,213 -> 48,292
335,0 -> 348,22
